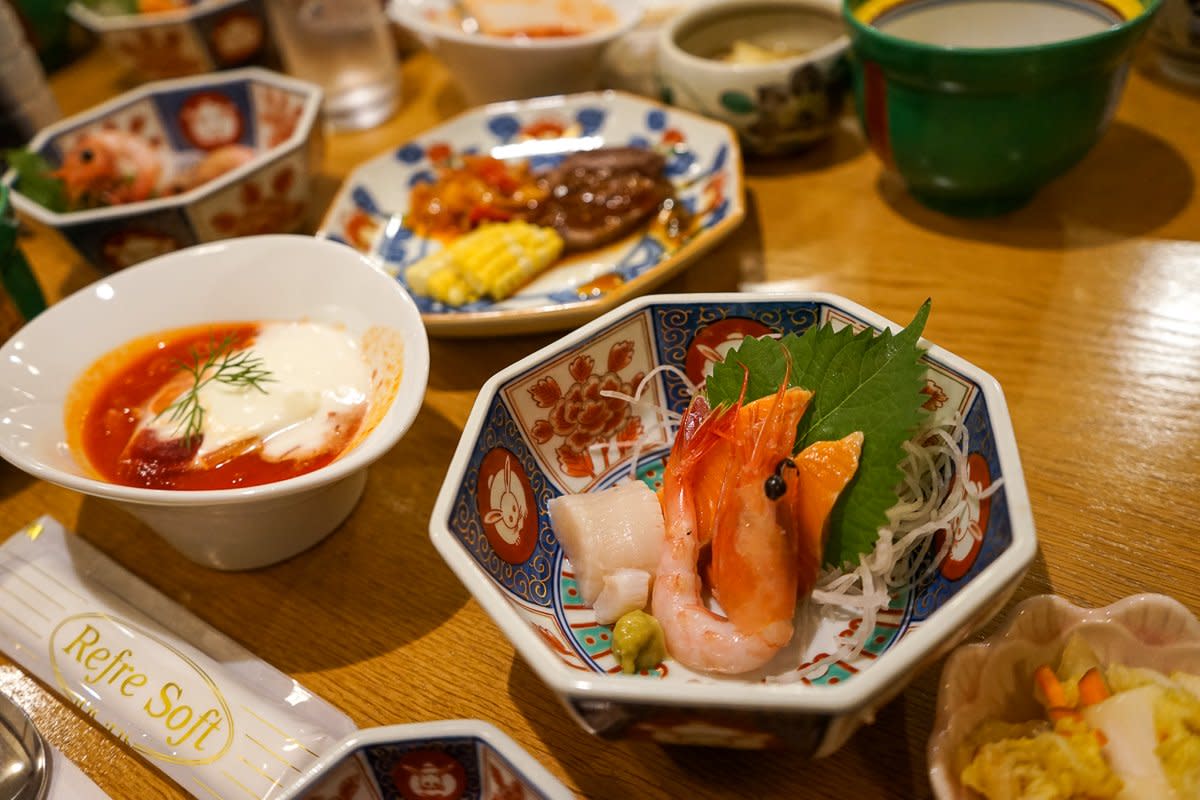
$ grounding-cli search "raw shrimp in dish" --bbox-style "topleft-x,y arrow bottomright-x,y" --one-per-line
706,382 -> 813,640
55,130 -> 164,207
652,396 -> 763,675
181,144 -> 256,189
650,371 -> 863,675
652,384 -> 809,675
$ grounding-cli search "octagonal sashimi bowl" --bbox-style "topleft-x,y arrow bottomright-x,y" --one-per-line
430,292 -> 1036,753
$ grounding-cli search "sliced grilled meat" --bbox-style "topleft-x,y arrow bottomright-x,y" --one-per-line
521,147 -> 674,252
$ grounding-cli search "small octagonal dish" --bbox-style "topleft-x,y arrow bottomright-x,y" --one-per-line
430,292 -> 1036,753
928,593 -> 1200,799
3,68 -> 322,271
281,720 -> 573,800
317,91 -> 744,337
67,0 -> 273,83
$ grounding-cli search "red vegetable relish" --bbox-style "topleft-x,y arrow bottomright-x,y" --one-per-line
77,322 -> 342,491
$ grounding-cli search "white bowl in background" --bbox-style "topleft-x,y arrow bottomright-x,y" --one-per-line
387,0 -> 643,105
600,0 -> 708,97
0,235 -> 429,570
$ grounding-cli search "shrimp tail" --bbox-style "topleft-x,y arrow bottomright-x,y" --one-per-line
660,397 -> 732,533
671,396 -> 731,472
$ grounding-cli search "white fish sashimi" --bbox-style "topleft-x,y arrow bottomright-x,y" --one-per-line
592,569 -> 651,625
547,480 -> 665,605
1083,685 -> 1179,800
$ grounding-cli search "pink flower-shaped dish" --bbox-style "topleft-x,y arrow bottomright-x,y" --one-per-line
928,593 -> 1200,799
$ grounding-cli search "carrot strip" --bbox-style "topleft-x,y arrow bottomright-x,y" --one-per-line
1078,667 -> 1110,707
1034,664 -> 1069,710
1033,664 -> 1085,722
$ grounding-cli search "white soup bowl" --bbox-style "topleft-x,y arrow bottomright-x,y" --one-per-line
388,0 -> 644,105
0,235 -> 429,570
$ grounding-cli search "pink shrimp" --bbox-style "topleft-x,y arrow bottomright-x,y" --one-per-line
652,393 -> 800,675
55,130 -> 163,207
184,144 -> 256,189
707,382 -> 813,638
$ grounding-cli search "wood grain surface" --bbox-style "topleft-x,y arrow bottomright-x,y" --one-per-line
3,42 -> 1199,800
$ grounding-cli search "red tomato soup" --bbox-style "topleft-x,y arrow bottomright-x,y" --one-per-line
66,322 -> 370,491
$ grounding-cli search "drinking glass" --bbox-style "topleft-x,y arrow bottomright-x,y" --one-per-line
265,0 -> 400,131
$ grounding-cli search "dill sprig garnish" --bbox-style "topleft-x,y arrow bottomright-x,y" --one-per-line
158,334 -> 274,448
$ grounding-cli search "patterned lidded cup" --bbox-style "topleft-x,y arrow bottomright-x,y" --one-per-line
1150,0 -> 1200,84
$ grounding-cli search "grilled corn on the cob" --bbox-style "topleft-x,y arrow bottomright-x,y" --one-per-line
405,221 -> 564,306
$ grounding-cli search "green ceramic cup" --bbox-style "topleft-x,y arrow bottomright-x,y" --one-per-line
844,0 -> 1162,216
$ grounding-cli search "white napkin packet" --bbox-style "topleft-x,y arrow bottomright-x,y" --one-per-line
0,516 -> 357,799
46,742 -> 109,799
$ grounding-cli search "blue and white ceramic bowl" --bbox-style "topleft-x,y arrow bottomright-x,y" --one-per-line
281,720 -> 574,800
430,292 -> 1036,753
67,0 -> 273,83
3,67 -> 321,271
318,91 -> 744,337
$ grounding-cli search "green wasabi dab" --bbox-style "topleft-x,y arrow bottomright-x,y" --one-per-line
612,610 -> 666,674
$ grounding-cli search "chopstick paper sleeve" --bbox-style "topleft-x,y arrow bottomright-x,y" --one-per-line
0,516 -> 357,800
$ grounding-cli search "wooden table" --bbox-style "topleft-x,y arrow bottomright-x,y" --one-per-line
4,43 -> 1200,800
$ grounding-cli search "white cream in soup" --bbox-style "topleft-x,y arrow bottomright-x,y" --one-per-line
144,321 -> 369,462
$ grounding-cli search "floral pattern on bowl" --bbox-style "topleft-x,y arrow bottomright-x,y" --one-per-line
928,593 -> 1200,799
2,68 -> 322,271
430,292 -> 1036,752
317,91 -> 744,337
67,0 -> 271,82
280,720 -> 574,800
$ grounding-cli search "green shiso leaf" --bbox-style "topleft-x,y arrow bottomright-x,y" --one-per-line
3,149 -> 67,213
704,301 -> 932,567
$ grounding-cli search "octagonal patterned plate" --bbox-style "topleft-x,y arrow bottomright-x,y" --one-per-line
317,91 -> 744,337
430,292 -> 1037,753
281,720 -> 573,800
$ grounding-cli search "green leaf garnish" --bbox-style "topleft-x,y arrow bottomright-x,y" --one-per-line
706,301 -> 932,567
3,149 -> 67,213
158,334 -> 274,449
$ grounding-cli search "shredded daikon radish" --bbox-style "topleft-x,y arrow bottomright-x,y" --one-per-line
596,365 -> 692,483
789,414 -> 1005,680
